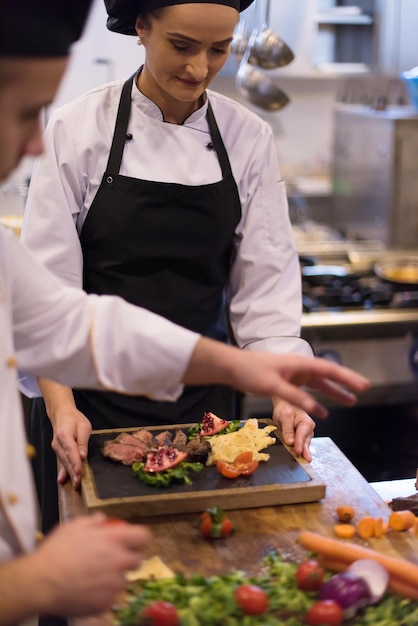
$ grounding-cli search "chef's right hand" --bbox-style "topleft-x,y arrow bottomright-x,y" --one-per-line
25,514 -> 150,619
50,406 -> 92,490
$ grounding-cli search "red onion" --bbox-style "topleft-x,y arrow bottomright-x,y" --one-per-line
347,559 -> 389,603
319,572 -> 371,619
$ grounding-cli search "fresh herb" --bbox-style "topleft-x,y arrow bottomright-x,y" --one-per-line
114,552 -> 418,626
187,419 -> 242,441
132,461 -> 204,488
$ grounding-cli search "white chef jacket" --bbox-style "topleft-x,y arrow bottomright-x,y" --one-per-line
22,77 -> 312,378
0,224 -> 199,561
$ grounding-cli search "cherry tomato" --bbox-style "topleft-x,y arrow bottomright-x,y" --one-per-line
140,600 -> 179,626
199,506 -> 235,539
216,451 -> 259,479
216,460 -> 242,478
296,560 -> 325,591
306,600 -> 343,626
234,584 -> 269,615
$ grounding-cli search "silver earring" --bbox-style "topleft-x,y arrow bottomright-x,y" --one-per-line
137,37 -> 142,46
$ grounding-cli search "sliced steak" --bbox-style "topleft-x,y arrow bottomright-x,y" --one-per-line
172,429 -> 188,449
184,435 -> 210,464
154,430 -> 173,447
102,431 -> 153,465
102,440 -> 147,465
132,429 -> 154,446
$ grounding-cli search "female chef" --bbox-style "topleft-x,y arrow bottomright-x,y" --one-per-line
23,0 -> 316,533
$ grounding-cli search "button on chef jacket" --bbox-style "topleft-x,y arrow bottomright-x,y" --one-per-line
0,225 -> 200,561
22,77 -> 312,404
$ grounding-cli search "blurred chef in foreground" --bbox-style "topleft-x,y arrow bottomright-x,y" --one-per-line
0,0 -> 370,624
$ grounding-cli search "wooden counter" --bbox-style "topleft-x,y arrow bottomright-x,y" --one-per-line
58,437 -> 418,626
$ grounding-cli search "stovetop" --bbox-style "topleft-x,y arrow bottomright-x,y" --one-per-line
293,222 -> 418,325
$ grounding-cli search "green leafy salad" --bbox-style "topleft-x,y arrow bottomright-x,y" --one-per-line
114,552 -> 418,626
132,461 -> 204,487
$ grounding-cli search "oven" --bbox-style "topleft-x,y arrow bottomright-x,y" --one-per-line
241,224 -> 418,482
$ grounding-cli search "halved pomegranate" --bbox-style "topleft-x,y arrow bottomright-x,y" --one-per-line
144,446 -> 187,473
199,411 -> 229,437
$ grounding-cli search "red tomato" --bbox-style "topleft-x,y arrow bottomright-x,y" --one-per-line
199,507 -> 235,539
140,601 -> 179,626
306,600 -> 343,626
234,584 -> 269,615
216,460 -> 243,478
216,452 -> 259,479
296,560 -> 325,591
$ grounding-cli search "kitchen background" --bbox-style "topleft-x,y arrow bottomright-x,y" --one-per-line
4,0 -> 418,483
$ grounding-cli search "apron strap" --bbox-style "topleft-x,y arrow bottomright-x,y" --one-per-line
106,71 -> 233,180
106,71 -> 136,174
206,101 -> 233,179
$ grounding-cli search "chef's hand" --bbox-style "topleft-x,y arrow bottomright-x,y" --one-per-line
184,339 -> 370,418
37,379 -> 92,490
272,397 -> 315,462
51,406 -> 92,490
12,514 -> 150,620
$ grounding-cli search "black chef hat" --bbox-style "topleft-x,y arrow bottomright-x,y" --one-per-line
105,0 -> 255,35
0,0 -> 93,58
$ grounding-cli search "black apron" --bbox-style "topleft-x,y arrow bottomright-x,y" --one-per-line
73,72 -> 242,429
29,73 -> 242,540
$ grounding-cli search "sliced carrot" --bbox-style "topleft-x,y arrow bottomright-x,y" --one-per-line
299,530 -> 418,589
333,523 -> 356,539
374,517 -> 386,538
357,516 -> 375,539
335,506 -> 355,523
388,510 -> 416,531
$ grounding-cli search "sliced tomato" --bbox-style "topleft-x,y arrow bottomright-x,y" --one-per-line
216,451 -> 259,479
216,460 -> 242,478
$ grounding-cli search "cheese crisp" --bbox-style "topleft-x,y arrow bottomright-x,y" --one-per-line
207,418 -> 277,465
125,555 -> 175,582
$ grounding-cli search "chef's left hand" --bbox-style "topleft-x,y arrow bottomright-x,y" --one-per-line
272,397 -> 315,462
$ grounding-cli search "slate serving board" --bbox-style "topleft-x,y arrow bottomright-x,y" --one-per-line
81,420 -> 326,518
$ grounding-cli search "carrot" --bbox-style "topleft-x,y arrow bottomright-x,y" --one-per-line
333,523 -> 356,539
389,510 -> 416,531
357,516 -> 375,539
388,576 -> 418,601
299,530 -> 418,589
336,506 -> 355,523
374,517 -> 387,538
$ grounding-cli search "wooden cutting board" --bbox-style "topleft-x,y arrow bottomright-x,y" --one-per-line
81,420 -> 326,518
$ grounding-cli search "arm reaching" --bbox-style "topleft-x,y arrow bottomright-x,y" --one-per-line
183,337 -> 370,419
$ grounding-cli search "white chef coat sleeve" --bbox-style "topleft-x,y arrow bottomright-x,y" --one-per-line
3,228 -> 199,400
227,124 -> 313,358
21,110 -> 85,289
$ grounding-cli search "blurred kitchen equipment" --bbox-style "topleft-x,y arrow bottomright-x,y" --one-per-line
236,58 -> 289,111
242,218 -> 418,481
401,67 -> 418,111
230,1 -> 255,63
332,103 -> 418,248
374,261 -> 418,288
248,0 -> 294,69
